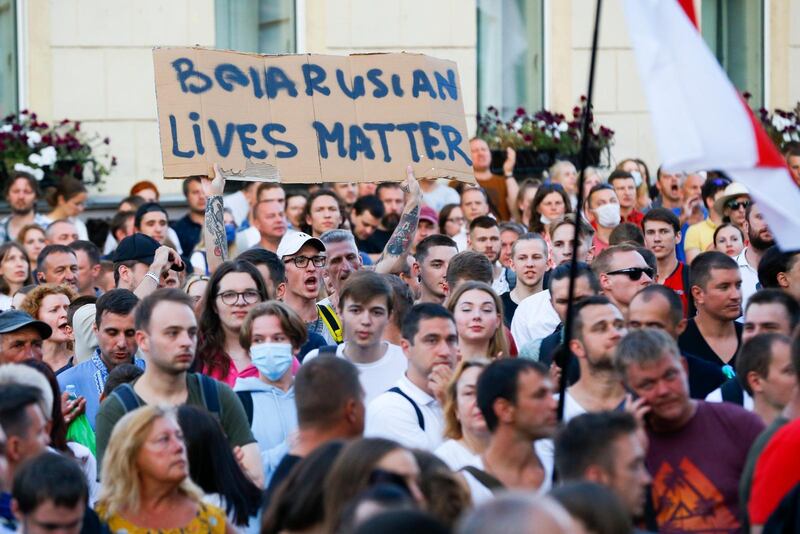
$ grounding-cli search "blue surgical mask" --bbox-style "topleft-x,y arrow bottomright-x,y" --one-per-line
225,223 -> 236,244
250,342 -> 293,381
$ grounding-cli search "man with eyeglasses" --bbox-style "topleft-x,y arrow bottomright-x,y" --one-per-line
736,203 -> 775,309
592,244 -> 654,320
276,230 -> 339,345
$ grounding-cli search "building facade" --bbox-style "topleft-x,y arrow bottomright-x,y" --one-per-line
1,0 -> 798,197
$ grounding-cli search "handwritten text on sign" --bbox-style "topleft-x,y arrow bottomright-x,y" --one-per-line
153,48 -> 474,183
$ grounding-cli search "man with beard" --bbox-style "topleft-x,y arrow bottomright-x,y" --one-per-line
467,216 -> 504,292
736,203 -> 774,308
564,296 -> 628,422
0,173 -> 50,243
170,177 -> 205,255
465,358 -> 557,504
501,233 -> 549,327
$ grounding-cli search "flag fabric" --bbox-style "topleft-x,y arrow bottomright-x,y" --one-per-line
623,0 -> 800,249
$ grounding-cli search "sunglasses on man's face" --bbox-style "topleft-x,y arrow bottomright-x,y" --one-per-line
725,200 -> 750,211
606,267 -> 654,281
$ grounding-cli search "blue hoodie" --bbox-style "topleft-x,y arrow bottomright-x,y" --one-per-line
233,377 -> 297,479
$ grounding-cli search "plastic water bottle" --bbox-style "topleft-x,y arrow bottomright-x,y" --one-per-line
63,384 -> 97,456
65,384 -> 78,401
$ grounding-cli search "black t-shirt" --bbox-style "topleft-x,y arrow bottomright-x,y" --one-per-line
682,351 -> 727,399
677,318 -> 742,368
500,291 -> 518,328
355,228 -> 391,254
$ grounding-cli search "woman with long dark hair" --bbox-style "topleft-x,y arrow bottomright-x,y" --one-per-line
196,260 -> 269,386
0,241 -> 32,311
528,183 -> 573,238
177,405 -> 262,532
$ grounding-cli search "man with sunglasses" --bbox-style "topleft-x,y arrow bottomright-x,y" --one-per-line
592,244 -> 654,320
683,176 -> 730,265
276,231 -> 339,345
736,203 -> 775,309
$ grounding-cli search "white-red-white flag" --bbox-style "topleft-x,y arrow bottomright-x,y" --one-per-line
623,0 -> 800,249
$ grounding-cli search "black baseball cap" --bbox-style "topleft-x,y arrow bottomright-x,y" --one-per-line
0,310 -> 52,339
112,233 -> 184,271
134,202 -> 169,228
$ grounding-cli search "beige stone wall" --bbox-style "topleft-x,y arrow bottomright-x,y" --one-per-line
18,0 -> 800,197
25,0 -> 216,197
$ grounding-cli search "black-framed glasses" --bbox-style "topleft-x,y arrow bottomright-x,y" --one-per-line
284,255 -> 326,268
606,267 -> 654,281
216,289 -> 261,305
725,199 -> 750,211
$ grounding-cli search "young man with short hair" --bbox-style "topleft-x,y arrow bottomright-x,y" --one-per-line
94,288 -> 263,486
68,240 -> 102,297
550,216 -> 595,267
304,272 -> 407,404
465,358 -> 557,504
134,203 -> 172,249
111,234 -> 183,299
36,245 -> 79,292
565,296 -> 628,421
365,303 -> 459,450
678,251 -> 742,369
350,195 -> 385,249
57,289 -> 142,429
616,328 -> 764,533
592,244 -> 654,319
415,235 -> 458,305
757,246 -> 800,301
461,186 -> 491,224
501,233 -> 548,327
608,170 -> 644,226
555,411 -> 651,521
467,216 -> 503,292
11,453 -> 89,534
733,334 -> 795,426
643,207 -> 690,315
586,184 -> 622,254
445,251 -> 493,294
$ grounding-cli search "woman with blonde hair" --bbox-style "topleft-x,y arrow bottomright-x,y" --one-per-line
96,405 -> 233,532
19,283 -> 77,373
435,360 -> 489,470
0,241 -> 32,311
446,281 -> 508,361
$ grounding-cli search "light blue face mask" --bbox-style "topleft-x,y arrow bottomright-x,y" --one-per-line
250,342 -> 293,381
630,170 -> 643,188
225,223 -> 237,244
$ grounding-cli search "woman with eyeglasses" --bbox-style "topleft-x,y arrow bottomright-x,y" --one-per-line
529,183 -> 574,239
196,260 -> 270,387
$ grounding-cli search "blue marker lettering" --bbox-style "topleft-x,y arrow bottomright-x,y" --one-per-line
336,69 -> 365,100
214,63 -> 249,92
312,121 -> 347,158
262,124 -> 298,158
208,119 -> 236,157
302,63 -> 330,96
363,123 -> 396,162
348,125 -> 375,160
265,67 -> 298,98
169,114 -> 195,158
441,125 -> 471,165
412,70 -> 437,99
189,112 -> 205,155
236,124 -> 267,159
419,121 -> 445,160
395,123 -> 421,162
172,58 -> 212,94
367,69 -> 388,98
434,69 -> 458,100
391,74 -> 404,97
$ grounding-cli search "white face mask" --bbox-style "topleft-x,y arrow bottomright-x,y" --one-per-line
594,203 -> 621,228
630,170 -> 643,188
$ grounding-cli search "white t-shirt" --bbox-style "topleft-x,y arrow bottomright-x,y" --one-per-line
705,386 -> 755,410
0,293 -> 12,312
366,375 -> 444,450
435,439 -> 480,471
422,183 -> 461,213
304,342 -> 407,404
461,441 -> 553,505
510,290 -> 561,348
736,248 -> 760,313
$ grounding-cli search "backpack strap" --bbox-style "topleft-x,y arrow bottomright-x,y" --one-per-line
461,466 -> 506,493
197,374 -> 222,417
236,391 -> 254,426
317,304 -> 343,344
388,386 -> 425,431
720,378 -> 745,406
111,383 -> 142,414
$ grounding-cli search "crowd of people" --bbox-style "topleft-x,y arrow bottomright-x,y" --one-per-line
1,138 -> 800,533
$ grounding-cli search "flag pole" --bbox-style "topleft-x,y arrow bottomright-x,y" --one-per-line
557,0 -> 603,421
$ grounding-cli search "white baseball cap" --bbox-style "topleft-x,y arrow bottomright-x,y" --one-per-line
276,230 -> 326,259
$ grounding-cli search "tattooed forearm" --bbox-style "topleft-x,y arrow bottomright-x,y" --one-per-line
205,195 -> 228,262
386,205 -> 419,256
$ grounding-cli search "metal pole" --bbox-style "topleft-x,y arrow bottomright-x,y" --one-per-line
557,0 -> 603,421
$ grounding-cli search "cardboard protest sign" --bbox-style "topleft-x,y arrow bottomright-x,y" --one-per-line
152,47 -> 474,184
